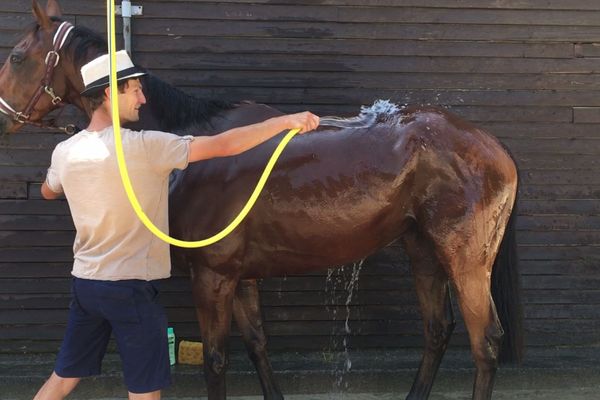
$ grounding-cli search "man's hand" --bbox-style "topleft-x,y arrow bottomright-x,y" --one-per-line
41,181 -> 61,200
281,111 -> 320,134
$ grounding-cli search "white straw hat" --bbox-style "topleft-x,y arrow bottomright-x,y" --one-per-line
80,50 -> 146,96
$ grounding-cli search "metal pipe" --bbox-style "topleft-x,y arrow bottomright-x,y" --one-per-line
121,0 -> 132,54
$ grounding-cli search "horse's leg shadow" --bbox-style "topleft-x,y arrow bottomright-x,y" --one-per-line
233,279 -> 284,400
192,267 -> 238,400
403,229 -> 455,400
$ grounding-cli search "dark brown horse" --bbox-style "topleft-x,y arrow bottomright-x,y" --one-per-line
0,2 -> 523,399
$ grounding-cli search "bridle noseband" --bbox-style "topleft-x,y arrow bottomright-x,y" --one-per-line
0,21 -> 77,134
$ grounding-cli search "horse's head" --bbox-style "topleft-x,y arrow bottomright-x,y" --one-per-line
0,0 -> 88,134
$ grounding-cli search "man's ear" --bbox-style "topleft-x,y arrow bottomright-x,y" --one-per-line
32,0 -> 52,30
104,86 -> 114,102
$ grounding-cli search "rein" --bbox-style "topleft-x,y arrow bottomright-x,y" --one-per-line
0,21 -> 77,134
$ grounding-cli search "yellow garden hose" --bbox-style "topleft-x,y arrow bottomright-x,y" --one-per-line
106,0 -> 300,248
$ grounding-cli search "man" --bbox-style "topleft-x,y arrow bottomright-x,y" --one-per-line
34,50 -> 319,400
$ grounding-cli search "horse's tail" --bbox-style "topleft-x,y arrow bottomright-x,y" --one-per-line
491,175 -> 525,365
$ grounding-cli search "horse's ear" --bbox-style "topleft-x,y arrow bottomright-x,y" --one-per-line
46,0 -> 63,18
32,0 -> 52,30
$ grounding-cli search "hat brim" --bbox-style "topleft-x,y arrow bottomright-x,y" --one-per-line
81,67 -> 147,96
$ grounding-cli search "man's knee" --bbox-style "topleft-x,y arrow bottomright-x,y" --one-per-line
128,390 -> 161,400
34,372 -> 80,400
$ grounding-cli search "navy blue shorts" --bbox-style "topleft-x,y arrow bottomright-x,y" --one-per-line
55,278 -> 171,393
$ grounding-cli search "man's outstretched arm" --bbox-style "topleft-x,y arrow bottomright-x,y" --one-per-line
188,111 -> 319,163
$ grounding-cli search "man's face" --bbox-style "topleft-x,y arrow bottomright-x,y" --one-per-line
117,79 -> 146,123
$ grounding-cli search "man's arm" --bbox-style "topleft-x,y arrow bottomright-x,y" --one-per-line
41,181 -> 61,200
188,112 -> 319,163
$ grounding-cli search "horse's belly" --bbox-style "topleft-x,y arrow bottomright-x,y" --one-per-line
240,208 -> 412,279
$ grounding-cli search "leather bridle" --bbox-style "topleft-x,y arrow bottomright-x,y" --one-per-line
0,21 -> 77,134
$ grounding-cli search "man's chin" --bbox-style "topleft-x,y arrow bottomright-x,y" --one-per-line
121,115 -> 139,124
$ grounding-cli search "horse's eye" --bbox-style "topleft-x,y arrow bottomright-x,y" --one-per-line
10,54 -> 23,64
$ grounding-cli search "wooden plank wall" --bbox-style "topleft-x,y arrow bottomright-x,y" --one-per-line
1,0 -> 600,354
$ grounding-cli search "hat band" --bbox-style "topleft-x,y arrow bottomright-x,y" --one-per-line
86,67 -> 146,90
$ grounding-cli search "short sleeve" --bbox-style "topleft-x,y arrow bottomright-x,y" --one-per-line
45,146 -> 64,194
141,130 -> 192,174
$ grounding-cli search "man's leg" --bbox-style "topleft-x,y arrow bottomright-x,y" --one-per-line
128,390 -> 161,400
110,281 -> 171,395
33,371 -> 80,400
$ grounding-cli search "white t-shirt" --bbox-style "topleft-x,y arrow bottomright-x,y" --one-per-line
46,127 -> 191,281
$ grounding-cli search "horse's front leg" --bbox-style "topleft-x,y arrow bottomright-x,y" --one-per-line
192,267 -> 238,400
233,279 -> 283,400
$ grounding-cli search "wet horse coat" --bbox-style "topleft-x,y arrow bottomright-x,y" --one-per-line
0,2 -> 523,399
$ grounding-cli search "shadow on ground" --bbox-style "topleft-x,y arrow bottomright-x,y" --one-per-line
2,347 -> 600,399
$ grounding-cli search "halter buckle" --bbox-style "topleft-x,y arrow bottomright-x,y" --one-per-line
45,86 -> 62,105
44,50 -> 60,67
15,112 -> 30,124
62,124 -> 77,135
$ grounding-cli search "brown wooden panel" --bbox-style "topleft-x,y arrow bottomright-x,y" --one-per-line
1,0 -> 600,354
0,200 -> 70,215
0,182 -> 27,199
0,215 -> 74,230
0,133 -> 68,150
573,107 -> 600,123
0,149 -> 52,166
519,199 -> 600,214
0,166 -> 45,182
136,0 -> 600,11
0,263 -> 72,278
517,215 -> 600,230
524,290 -> 600,304
104,3 -> 600,27
501,138 -> 600,155
128,36 -> 574,59
520,184 -> 600,200
518,231 -> 600,245
170,87 -> 600,108
520,260 -> 600,276
0,248 -> 73,263
518,245 -> 599,261
484,122 -> 600,139
150,70 -> 600,91
0,231 -> 75,247
134,52 -> 600,74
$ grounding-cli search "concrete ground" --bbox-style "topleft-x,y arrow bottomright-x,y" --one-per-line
2,347 -> 600,399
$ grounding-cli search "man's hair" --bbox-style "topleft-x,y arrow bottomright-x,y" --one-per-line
85,79 -> 134,112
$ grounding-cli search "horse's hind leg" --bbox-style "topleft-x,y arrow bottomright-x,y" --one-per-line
452,264 -> 503,400
232,279 -> 283,400
432,213 -> 510,400
403,230 -> 455,400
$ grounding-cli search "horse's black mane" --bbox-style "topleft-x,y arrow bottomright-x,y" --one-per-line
140,73 -> 234,132
32,17 -> 235,131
